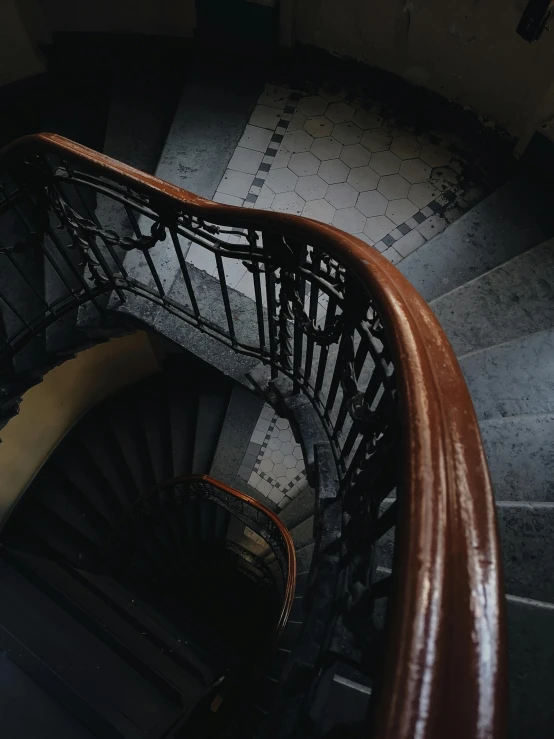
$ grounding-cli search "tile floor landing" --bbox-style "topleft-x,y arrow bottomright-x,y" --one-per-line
185,82 -> 487,289
186,81 -> 488,507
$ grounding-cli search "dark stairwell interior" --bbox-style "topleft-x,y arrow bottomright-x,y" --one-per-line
0,15 -> 553,739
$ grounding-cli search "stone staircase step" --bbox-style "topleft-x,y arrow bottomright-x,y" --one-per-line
431,239 -> 554,355
459,329 -> 554,420
506,595 -> 554,739
399,176 -> 554,302
497,501 -> 554,602
480,414 -> 554,502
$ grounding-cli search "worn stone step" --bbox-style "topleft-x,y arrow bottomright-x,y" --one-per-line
480,414 -> 554,502
399,176 -> 554,302
459,329 -> 554,421
431,239 -> 554,355
506,594 -> 554,739
497,501 -> 554,602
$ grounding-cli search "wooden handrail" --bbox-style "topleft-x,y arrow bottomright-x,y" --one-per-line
0,133 -> 507,738
151,474 -> 297,638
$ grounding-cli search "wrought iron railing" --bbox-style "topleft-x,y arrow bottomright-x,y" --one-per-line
104,474 -> 296,638
0,134 -> 507,739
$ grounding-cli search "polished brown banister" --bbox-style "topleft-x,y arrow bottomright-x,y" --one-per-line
0,133 -> 507,739
120,474 -> 297,639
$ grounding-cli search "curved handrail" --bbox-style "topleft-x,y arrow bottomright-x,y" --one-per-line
0,134 -> 507,739
149,474 -> 297,638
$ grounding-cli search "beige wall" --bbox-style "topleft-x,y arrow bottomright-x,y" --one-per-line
0,331 -> 159,523
0,0 -> 46,87
292,0 -> 554,139
38,0 -> 196,37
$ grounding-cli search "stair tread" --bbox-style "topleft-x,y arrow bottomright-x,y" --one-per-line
193,378 -> 231,474
480,414 -> 554,502
0,556 -> 177,737
459,329 -> 554,420
399,176 -> 554,302
0,650 -> 97,739
210,383 -> 265,486
497,502 -> 554,602
506,596 -> 554,739
431,239 -> 554,356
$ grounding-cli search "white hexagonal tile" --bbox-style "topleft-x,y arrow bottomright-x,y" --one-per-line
281,441 -> 294,455
361,129 -> 392,152
408,182 -> 441,208
318,159 -> 349,184
399,158 -> 431,184
284,455 -> 297,469
293,446 -> 303,459
271,449 -> 284,464
289,152 -> 320,177
420,144 -> 452,167
326,102 -> 355,123
260,458 -> 273,473
268,436 -> 281,450
295,174 -> 328,201
332,207 -> 366,235
357,190 -> 388,217
332,122 -> 362,146
302,199 -> 336,224
282,130 -> 314,154
364,215 -> 395,242
326,182 -> 358,209
288,110 -> 306,131
311,136 -> 342,161
276,417 -> 289,429
340,144 -> 371,168
304,115 -> 334,138
370,151 -> 401,175
347,166 -> 379,192
272,192 -> 305,215
273,463 -> 287,478
297,95 -> 328,117
377,174 -> 410,200
386,198 -> 419,225
390,135 -> 422,160
352,109 -> 383,130
278,425 -> 292,437
265,167 -> 298,193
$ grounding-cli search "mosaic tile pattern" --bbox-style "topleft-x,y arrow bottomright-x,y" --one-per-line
206,83 -> 486,272
237,403 -> 308,508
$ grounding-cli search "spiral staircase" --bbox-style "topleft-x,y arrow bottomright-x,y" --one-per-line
0,41 -> 552,739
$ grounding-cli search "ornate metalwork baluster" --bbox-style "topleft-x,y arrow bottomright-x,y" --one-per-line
304,251 -> 321,383
168,227 -> 201,322
214,253 -> 237,344
262,231 -> 279,379
278,264 -> 295,373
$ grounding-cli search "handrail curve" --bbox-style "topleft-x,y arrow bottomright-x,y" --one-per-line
0,133 -> 507,739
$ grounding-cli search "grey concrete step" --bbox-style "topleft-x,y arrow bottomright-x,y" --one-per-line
497,502 -> 554,602
480,414 -> 554,502
506,595 -> 554,739
399,176 -> 554,302
279,486 -> 316,531
431,239 -> 554,355
459,329 -> 554,420
209,383 -> 265,487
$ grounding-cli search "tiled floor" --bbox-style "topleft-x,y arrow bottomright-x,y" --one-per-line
200,83 -> 485,271
237,403 -> 308,509
186,81 -> 489,505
